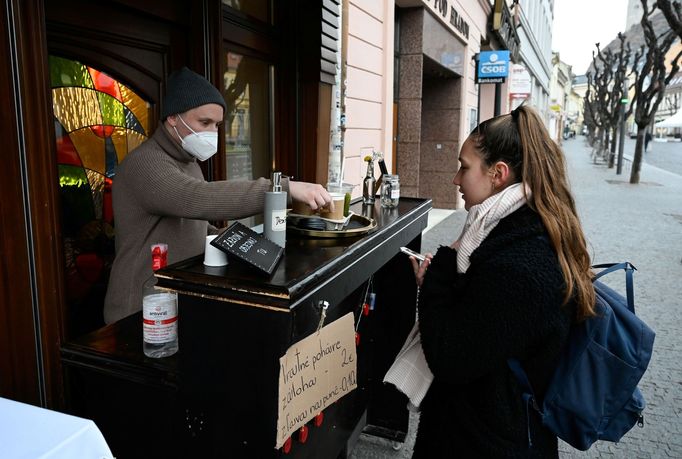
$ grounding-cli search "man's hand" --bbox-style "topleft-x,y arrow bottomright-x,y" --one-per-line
289,181 -> 333,211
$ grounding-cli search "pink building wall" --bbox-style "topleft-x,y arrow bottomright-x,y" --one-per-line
342,0 -> 394,197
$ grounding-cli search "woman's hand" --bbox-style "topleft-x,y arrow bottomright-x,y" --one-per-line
410,253 -> 433,287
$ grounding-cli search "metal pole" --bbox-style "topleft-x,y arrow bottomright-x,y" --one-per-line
474,53 -> 481,125
494,83 -> 501,116
617,79 -> 626,175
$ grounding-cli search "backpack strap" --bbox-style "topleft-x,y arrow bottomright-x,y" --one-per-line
507,358 -> 539,447
592,262 -> 636,312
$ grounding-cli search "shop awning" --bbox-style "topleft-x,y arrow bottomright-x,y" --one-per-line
655,110 -> 682,128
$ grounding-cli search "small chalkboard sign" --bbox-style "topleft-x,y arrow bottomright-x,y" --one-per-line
210,222 -> 284,275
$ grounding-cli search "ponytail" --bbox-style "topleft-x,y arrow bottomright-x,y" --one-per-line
514,106 -> 595,320
473,106 -> 595,320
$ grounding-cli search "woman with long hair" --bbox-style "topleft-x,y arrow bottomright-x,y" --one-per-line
409,105 -> 594,457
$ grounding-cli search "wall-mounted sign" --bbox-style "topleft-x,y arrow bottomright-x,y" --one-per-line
423,0 -> 470,41
477,77 -> 505,84
492,0 -> 520,61
509,93 -> 528,110
478,50 -> 510,78
476,50 -> 509,84
509,63 -> 531,94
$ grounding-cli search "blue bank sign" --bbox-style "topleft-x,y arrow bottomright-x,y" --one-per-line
478,50 -> 510,81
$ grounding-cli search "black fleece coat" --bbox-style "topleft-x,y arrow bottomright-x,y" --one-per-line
413,205 -> 575,458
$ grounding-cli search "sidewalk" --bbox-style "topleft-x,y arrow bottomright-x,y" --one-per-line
556,139 -> 682,458
352,138 -> 682,458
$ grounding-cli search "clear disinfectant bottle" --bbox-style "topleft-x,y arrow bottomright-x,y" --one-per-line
142,243 -> 178,358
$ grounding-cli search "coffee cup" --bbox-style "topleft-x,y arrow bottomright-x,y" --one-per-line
204,235 -> 228,266
292,200 -> 315,216
318,192 -> 345,220
326,182 -> 355,195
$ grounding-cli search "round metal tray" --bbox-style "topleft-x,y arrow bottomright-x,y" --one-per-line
287,214 -> 376,238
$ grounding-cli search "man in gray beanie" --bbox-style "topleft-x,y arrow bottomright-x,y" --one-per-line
104,67 -> 332,325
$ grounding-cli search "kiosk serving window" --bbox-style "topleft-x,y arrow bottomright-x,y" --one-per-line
50,55 -> 152,336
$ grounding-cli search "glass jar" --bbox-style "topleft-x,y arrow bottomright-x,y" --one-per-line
380,174 -> 400,208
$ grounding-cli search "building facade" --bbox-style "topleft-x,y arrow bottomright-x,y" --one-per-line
548,52 -> 574,141
339,1 -> 396,190
516,0 -> 553,126
571,74 -> 589,133
392,0 -> 505,208
625,0 -> 656,30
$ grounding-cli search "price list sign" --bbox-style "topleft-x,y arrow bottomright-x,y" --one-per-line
210,222 -> 284,275
275,312 -> 357,449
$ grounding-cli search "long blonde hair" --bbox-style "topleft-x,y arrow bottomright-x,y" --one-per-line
472,105 -> 595,320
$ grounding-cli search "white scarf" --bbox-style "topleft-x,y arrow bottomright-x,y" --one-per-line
456,182 -> 530,274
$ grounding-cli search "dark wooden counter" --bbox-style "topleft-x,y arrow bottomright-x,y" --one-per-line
155,197 -> 432,310
61,197 -> 431,458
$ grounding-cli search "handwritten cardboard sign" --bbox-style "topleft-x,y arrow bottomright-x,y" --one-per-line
211,222 -> 283,275
275,312 -> 357,449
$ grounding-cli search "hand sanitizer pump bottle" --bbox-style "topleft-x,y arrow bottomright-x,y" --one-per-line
264,172 -> 287,247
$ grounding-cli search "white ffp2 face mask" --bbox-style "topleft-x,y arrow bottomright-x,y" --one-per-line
173,115 -> 219,161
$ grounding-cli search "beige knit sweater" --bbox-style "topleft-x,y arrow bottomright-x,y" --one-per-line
103,124 -> 289,324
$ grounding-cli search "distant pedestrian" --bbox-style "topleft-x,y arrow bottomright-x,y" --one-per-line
407,105 -> 595,457
645,132 -> 652,152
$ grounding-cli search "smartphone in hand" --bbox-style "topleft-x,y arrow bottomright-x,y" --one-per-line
400,246 -> 426,262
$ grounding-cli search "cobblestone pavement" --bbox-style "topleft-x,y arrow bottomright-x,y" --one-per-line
351,138 -> 682,458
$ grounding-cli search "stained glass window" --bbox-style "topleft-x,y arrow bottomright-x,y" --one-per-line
50,55 -> 152,335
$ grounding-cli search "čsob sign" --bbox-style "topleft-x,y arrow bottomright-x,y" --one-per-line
478,50 -> 510,78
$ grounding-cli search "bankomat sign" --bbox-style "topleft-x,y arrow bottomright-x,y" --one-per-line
478,50 -> 510,78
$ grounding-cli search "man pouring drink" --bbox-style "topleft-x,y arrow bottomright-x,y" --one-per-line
104,67 -> 333,324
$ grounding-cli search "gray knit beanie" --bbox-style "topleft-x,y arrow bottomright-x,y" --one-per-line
161,67 -> 226,119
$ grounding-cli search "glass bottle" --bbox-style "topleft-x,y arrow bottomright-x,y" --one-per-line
142,243 -> 178,358
362,160 -> 376,204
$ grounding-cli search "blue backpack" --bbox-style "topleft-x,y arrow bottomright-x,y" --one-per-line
508,262 -> 655,451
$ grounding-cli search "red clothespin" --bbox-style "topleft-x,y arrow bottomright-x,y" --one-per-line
355,332 -> 361,346
362,303 -> 370,316
283,436 -> 292,454
314,412 -> 324,427
298,425 -> 309,443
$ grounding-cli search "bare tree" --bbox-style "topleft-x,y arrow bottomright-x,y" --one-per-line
593,34 -> 642,167
657,0 -> 682,39
630,0 -> 682,183
585,44 -> 616,163
583,81 -> 599,142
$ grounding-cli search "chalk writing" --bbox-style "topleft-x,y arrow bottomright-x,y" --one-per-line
276,312 -> 357,449
239,236 -> 257,253
223,231 -> 243,248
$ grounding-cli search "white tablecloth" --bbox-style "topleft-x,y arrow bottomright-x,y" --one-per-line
0,397 -> 114,459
